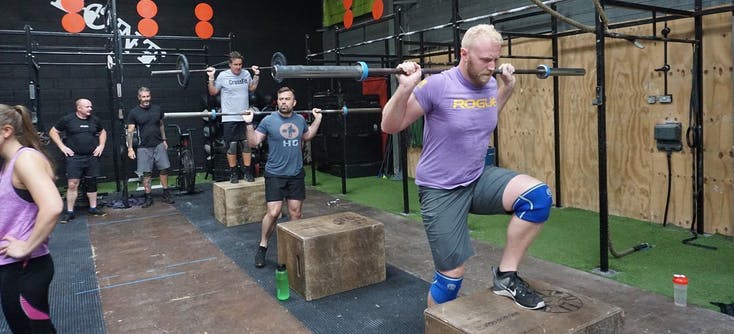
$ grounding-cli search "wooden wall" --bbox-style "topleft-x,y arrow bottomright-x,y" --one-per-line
407,12 -> 733,236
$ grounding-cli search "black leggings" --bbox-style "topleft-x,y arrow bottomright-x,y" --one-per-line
0,254 -> 56,333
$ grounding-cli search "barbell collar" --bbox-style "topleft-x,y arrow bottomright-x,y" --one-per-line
164,107 -> 382,119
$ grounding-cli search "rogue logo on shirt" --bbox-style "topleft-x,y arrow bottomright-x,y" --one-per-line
452,97 -> 496,109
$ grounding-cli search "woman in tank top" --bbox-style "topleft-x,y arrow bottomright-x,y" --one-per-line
0,104 -> 62,333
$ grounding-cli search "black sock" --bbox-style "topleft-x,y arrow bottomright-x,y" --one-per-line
497,269 -> 516,277
259,246 -> 267,251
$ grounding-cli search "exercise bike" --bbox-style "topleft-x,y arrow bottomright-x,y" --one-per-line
167,124 -> 197,194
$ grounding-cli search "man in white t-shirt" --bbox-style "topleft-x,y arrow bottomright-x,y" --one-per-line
207,51 -> 260,183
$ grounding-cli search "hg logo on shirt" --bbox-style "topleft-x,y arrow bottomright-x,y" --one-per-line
280,123 -> 300,147
452,97 -> 496,109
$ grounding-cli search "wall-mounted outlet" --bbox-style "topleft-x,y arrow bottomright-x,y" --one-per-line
654,121 -> 682,151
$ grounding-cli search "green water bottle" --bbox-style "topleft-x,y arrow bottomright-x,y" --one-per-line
276,264 -> 290,301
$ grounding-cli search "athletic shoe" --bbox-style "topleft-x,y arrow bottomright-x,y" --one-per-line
254,246 -> 267,268
492,266 -> 546,310
244,172 -> 255,182
60,211 -> 75,224
142,194 -> 154,208
87,207 -> 107,216
230,169 -> 239,183
161,189 -> 175,204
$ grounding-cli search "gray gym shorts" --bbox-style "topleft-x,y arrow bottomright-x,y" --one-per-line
136,142 -> 171,176
418,166 -> 518,271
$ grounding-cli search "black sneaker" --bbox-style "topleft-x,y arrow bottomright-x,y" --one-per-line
142,194 -> 154,208
254,246 -> 267,268
230,170 -> 239,183
244,172 -> 255,182
161,189 -> 175,204
88,207 -> 107,216
59,211 -> 75,224
491,266 -> 545,310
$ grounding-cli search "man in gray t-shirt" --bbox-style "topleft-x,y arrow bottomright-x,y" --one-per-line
207,51 -> 260,183
243,86 -> 322,269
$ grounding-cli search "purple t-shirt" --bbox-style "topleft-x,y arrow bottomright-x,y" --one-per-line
412,67 -> 499,189
0,148 -> 50,265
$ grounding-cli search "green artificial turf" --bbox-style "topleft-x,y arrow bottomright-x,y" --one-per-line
304,170 -> 734,312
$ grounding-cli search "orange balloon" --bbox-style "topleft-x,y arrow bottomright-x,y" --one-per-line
372,0 -> 384,20
343,9 -> 353,29
61,0 -> 84,13
195,3 -> 214,21
137,0 -> 158,19
342,0 -> 352,10
138,18 -> 159,38
61,13 -> 85,33
195,21 -> 214,39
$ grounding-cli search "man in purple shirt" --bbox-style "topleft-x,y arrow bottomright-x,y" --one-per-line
381,24 -> 551,310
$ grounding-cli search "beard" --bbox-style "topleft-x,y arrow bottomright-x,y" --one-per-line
466,58 -> 493,85
278,106 -> 293,116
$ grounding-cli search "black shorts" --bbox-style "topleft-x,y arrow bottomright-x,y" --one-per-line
265,173 -> 306,202
65,155 -> 101,180
222,121 -> 246,143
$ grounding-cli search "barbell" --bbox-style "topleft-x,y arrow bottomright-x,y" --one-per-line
151,50 -> 584,88
271,62 -> 586,83
164,107 -> 382,120
150,52 -> 288,88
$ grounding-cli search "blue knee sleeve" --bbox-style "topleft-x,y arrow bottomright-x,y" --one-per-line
512,183 -> 552,223
84,177 -> 97,193
429,271 -> 463,304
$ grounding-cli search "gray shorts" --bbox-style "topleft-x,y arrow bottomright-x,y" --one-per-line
418,166 -> 518,271
136,142 -> 171,176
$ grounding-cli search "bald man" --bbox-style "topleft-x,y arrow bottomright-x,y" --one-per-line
50,98 -> 108,223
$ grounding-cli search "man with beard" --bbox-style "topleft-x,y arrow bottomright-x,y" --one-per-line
207,51 -> 260,183
242,87 -> 322,268
49,98 -> 107,223
126,87 -> 175,208
381,24 -> 551,310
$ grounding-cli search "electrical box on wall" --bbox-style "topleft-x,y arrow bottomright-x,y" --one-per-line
654,121 -> 682,152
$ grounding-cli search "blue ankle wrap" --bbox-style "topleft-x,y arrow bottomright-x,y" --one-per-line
429,271 -> 463,304
512,183 -> 552,223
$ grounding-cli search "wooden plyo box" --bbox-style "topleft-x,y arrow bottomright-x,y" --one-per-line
425,281 -> 624,334
277,211 -> 386,301
212,178 -> 266,227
